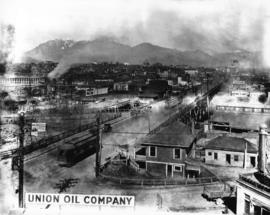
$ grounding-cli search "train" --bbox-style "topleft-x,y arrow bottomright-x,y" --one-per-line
57,133 -> 98,167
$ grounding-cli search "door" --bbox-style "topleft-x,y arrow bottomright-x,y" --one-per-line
250,157 -> 256,167
226,154 -> 231,164
167,165 -> 173,177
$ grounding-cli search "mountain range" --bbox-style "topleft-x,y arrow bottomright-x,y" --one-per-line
23,38 -> 262,68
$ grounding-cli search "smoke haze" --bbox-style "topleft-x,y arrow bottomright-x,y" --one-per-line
1,0 -> 269,63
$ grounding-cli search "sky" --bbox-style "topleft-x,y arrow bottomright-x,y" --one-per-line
1,0 -> 270,66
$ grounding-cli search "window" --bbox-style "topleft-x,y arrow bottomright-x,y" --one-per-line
244,194 -> 250,200
173,148 -> 181,159
149,146 -> 156,157
244,194 -> 251,215
234,155 -> 239,161
208,152 -> 212,156
174,165 -> 182,172
214,152 -> 218,160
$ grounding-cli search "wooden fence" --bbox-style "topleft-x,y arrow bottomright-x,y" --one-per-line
99,173 -> 220,186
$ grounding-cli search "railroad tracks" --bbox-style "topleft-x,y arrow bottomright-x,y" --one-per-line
0,111 -> 142,161
0,114 -> 124,161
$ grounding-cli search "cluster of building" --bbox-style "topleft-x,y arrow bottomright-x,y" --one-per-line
206,75 -> 270,214
130,72 -> 270,214
0,62 -> 226,103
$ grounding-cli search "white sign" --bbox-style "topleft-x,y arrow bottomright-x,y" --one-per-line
32,123 -> 46,132
25,193 -> 135,207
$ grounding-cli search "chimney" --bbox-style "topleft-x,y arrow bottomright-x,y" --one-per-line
258,124 -> 268,174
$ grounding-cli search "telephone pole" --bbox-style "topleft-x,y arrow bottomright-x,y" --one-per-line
95,112 -> 102,177
18,112 -> 25,208
148,111 -> 151,133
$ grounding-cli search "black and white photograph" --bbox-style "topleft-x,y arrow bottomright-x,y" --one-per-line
1,0 -> 270,214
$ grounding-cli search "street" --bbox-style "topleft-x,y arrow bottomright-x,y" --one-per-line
22,100 -> 177,193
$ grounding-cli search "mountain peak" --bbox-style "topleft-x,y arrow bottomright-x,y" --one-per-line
134,42 -> 158,48
40,39 -> 74,48
23,38 -> 260,68
91,36 -> 119,44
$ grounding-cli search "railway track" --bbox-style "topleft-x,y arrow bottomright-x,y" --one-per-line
0,110 -> 140,161
0,116 -> 119,161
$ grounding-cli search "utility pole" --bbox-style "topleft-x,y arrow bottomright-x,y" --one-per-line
243,141 -> 247,169
18,112 -> 25,208
148,111 -> 151,133
204,71 -> 210,130
95,112 -> 102,177
206,71 -> 209,93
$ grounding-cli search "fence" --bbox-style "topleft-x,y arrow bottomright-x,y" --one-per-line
99,173 -> 220,186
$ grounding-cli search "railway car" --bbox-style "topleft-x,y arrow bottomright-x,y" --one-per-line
57,134 -> 98,167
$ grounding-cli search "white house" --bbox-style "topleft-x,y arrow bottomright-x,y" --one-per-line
185,69 -> 198,76
85,87 -> 108,96
177,77 -> 188,86
113,82 -> 129,91
205,136 -> 258,168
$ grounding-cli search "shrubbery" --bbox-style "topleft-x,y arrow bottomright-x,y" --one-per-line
258,94 -> 267,104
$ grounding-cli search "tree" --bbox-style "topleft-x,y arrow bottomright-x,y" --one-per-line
0,91 -> 8,110
143,60 -> 150,67
0,91 -> 8,99
258,94 -> 267,104
4,99 -> 18,112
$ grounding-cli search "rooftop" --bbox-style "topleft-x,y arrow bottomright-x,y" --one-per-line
238,172 -> 270,197
205,136 -> 257,153
141,121 -> 195,148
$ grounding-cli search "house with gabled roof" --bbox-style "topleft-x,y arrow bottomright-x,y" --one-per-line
134,121 -> 196,177
204,136 -> 258,168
